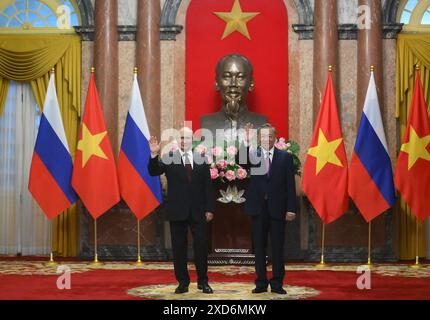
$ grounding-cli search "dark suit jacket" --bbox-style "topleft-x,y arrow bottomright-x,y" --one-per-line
148,151 -> 215,222
242,146 -> 297,220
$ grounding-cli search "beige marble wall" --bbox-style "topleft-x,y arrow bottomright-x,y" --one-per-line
382,39 -> 398,170
118,42 -> 136,146
339,40 -> 358,160
81,41 -> 93,115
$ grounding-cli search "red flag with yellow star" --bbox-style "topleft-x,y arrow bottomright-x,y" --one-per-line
395,69 -> 430,221
186,0 -> 289,138
302,70 -> 349,224
72,72 -> 120,219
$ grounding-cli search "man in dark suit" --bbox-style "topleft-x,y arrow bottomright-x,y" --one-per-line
148,127 -> 215,294
241,123 -> 297,295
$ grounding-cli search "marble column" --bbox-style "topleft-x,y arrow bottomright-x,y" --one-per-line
94,0 -> 118,152
136,0 -> 161,139
313,0 -> 339,125
357,0 -> 383,127
135,0 -> 161,247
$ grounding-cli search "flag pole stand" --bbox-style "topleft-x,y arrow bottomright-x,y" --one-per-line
316,223 -> 327,268
92,218 -> 100,264
135,218 -> 143,265
367,221 -> 373,268
47,220 -> 57,266
410,219 -> 421,269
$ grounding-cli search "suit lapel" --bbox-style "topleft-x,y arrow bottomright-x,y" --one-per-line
175,151 -> 188,181
270,148 -> 281,177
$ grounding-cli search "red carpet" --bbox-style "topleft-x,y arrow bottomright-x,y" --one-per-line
0,260 -> 429,300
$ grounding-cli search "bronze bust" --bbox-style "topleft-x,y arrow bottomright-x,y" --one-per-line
200,54 -> 267,144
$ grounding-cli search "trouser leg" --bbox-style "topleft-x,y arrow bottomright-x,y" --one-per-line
170,221 -> 190,286
190,220 -> 209,284
252,201 -> 270,288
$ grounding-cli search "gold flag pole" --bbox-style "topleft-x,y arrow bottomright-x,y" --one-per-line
367,221 -> 373,266
47,220 -> 57,265
316,222 -> 326,267
136,218 -> 143,265
46,67 -> 58,266
410,219 -> 421,269
93,218 -> 100,264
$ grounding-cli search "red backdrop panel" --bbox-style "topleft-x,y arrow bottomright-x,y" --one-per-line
186,0 -> 289,138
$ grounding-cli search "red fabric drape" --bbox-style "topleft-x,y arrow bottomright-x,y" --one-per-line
186,0 -> 289,138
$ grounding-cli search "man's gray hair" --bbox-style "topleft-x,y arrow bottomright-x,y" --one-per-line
257,123 -> 276,135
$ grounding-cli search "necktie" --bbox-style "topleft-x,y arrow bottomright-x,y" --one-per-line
184,152 -> 192,182
265,152 -> 272,176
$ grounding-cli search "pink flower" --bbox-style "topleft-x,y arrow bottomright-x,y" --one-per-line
225,170 -> 236,181
229,161 -> 235,166
274,142 -> 284,150
212,146 -> 223,157
217,159 -> 228,169
195,144 -> 207,155
226,145 -> 238,156
219,172 -> 225,177
210,168 -> 219,180
237,168 -> 247,180
170,141 -> 179,152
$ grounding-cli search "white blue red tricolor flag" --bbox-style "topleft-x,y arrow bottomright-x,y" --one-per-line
28,72 -> 77,220
348,70 -> 396,222
118,72 -> 163,220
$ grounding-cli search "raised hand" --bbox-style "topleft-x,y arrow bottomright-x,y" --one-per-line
244,122 -> 254,144
149,136 -> 161,155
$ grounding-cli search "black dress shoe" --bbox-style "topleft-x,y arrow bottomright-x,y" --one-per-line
271,287 -> 287,295
198,283 -> 213,294
252,287 -> 268,294
174,285 -> 189,294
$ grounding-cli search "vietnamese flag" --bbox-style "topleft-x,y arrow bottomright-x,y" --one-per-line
394,69 -> 430,222
302,70 -> 349,224
72,71 -> 120,219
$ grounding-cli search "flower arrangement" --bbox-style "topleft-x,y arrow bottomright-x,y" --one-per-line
274,138 -> 302,177
209,145 -> 248,183
193,138 -> 301,183
186,138 -> 301,204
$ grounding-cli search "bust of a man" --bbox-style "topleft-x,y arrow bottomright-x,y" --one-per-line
200,54 -> 267,143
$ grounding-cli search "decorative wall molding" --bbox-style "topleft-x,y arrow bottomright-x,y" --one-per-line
293,23 -> 403,40
75,0 -> 403,41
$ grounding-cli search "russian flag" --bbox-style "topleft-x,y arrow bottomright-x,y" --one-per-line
118,72 -> 163,220
28,72 -> 77,220
349,70 -> 396,222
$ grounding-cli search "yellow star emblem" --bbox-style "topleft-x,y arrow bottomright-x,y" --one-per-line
307,129 -> 344,175
77,124 -> 108,168
213,0 -> 260,40
400,126 -> 430,170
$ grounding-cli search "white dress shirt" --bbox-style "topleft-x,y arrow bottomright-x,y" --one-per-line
261,147 -> 274,162
179,149 -> 194,169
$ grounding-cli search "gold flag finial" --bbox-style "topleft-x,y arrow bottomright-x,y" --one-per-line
328,65 -> 333,72
91,67 -> 95,73
134,67 -> 138,74
416,64 -> 420,70
370,65 -> 375,72
51,67 -> 55,74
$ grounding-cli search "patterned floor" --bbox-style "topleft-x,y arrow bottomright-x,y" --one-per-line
1,260 -> 429,300
1,260 -> 429,278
